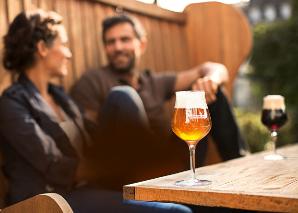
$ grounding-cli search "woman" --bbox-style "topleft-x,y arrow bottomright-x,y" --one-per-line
0,9 -> 192,213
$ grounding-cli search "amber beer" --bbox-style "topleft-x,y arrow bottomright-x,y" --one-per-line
172,108 -> 211,144
172,91 -> 211,145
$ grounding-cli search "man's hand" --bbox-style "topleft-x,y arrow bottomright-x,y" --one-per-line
192,76 -> 218,104
192,62 -> 228,104
175,62 -> 229,103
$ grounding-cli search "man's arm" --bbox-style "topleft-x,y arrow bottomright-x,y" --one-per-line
174,62 -> 229,103
70,70 -> 102,125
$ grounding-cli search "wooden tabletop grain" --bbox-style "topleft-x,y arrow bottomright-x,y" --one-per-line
123,144 -> 298,212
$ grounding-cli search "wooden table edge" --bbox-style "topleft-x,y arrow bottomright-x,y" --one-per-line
123,185 -> 136,200
123,184 -> 298,212
123,145 -> 298,212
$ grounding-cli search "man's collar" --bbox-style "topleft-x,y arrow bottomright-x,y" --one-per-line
106,65 -> 143,87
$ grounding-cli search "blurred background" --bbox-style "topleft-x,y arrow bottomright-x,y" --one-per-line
0,0 -> 297,153
138,0 -> 297,153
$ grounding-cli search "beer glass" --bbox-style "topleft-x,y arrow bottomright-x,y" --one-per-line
261,95 -> 287,160
172,91 -> 212,186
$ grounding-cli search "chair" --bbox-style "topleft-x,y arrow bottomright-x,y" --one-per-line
184,2 -> 252,98
184,2 -> 252,164
0,153 -> 72,212
0,193 -> 73,213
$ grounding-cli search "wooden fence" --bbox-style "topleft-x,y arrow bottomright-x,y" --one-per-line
0,0 -> 191,93
0,0 -> 252,95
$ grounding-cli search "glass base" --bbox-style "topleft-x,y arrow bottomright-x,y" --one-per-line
264,154 -> 285,160
175,179 -> 211,187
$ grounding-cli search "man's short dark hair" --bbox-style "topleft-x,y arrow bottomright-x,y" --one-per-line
102,14 -> 146,44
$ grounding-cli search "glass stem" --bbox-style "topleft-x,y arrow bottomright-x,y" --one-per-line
270,130 -> 278,154
188,144 -> 197,180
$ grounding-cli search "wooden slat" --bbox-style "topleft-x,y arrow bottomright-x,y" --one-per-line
173,24 -> 190,71
54,0 -> 73,90
103,5 -> 115,16
124,145 -> 298,212
88,2 -> 101,69
22,0 -> 35,10
221,4 -> 252,84
168,24 -> 181,71
6,0 -> 22,24
38,0 -> 55,10
93,3 -> 108,67
80,0 -> 102,72
67,0 -> 86,84
62,0 -> 76,89
160,21 -> 175,71
0,0 -> 8,80
81,1 -> 93,70
1,193 -> 73,213
184,2 -> 252,98
95,0 -> 185,24
30,0 -> 39,8
139,16 -> 157,72
135,14 -> 154,71
0,0 -> 23,94
149,19 -> 166,72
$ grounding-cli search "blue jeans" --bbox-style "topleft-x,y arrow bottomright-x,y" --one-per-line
92,86 -> 164,189
64,187 -> 192,213
77,86 -> 192,212
95,85 -> 246,172
99,86 -> 150,132
84,86 -> 245,212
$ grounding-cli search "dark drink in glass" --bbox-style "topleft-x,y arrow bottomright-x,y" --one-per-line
261,95 -> 287,160
261,109 -> 287,131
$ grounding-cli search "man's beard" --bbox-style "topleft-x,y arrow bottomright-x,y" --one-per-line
109,51 -> 136,74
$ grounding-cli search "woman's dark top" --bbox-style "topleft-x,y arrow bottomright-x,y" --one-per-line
0,74 -> 87,204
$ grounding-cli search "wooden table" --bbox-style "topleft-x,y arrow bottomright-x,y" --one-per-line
124,144 -> 298,212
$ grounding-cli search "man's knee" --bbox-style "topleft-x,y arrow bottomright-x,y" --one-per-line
110,86 -> 138,100
102,85 -> 148,128
107,86 -> 143,107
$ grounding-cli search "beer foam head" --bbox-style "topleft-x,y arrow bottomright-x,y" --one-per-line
263,95 -> 285,110
175,91 -> 207,109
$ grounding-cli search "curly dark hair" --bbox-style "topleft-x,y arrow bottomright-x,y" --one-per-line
3,9 -> 63,73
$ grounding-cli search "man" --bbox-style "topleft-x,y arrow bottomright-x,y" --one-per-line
70,14 -> 246,190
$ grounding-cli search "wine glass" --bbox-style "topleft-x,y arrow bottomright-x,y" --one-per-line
172,91 -> 212,186
261,95 -> 288,160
